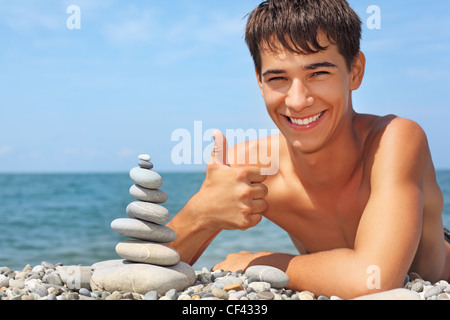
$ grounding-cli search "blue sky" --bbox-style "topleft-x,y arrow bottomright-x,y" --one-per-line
0,0 -> 449,172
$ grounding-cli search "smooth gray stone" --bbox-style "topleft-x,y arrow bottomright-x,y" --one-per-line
115,240 -> 180,266
138,154 -> 151,162
0,275 -> 9,288
130,167 -> 162,189
138,160 -> 154,170
42,272 -> 64,287
245,265 -> 290,289
247,281 -> 271,293
129,185 -> 168,203
26,280 -> 48,297
111,218 -> 176,243
210,276 -> 243,290
144,290 -> 158,300
90,260 -> 196,295
126,201 -> 170,224
56,266 -> 92,290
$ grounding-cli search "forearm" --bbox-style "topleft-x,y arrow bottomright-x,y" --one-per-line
166,193 -> 221,265
246,249 -> 398,299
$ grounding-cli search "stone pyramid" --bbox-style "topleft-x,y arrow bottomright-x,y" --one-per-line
111,154 -> 179,266
90,154 -> 196,295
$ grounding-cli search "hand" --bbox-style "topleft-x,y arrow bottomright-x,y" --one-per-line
195,130 -> 268,232
213,251 -> 274,272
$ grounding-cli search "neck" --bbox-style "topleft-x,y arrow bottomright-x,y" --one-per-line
286,111 -> 362,189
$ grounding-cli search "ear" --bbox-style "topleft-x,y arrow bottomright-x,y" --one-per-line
255,67 -> 264,98
350,51 -> 366,91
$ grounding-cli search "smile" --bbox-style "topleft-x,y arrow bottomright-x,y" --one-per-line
285,111 -> 326,128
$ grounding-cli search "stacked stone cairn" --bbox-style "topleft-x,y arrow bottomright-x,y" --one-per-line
90,154 -> 196,296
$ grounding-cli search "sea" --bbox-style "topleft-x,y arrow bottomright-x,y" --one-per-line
1,171 -> 449,271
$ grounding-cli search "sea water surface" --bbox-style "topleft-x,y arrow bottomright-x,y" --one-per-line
1,171 -> 449,271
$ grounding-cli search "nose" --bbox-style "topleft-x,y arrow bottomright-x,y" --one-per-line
285,79 -> 314,112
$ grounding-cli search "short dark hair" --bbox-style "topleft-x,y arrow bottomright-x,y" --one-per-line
245,0 -> 362,76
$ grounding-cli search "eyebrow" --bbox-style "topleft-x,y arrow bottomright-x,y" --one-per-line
262,61 -> 338,78
303,61 -> 338,71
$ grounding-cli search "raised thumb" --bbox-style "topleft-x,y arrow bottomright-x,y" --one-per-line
210,129 -> 230,166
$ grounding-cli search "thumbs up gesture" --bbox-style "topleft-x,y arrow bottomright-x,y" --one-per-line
198,130 -> 268,231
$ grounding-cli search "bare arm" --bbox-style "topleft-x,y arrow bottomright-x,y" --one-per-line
166,131 -> 268,265
215,118 -> 429,299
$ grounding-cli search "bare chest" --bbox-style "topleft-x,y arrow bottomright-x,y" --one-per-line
263,174 -> 370,253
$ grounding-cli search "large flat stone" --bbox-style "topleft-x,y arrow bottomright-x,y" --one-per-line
90,260 -> 196,295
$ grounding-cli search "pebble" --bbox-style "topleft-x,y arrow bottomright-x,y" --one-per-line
126,201 -> 170,224
248,281 -> 271,293
258,291 -> 275,300
164,288 -> 178,300
115,240 -> 180,266
223,283 -> 244,292
79,288 -> 91,297
129,184 -> 168,203
138,160 -> 154,170
129,167 -> 163,190
43,272 -> 64,287
56,265 -> 92,290
144,290 -> 159,300
229,290 -> 247,300
298,291 -> 315,300
411,282 -> 424,293
111,218 -> 177,243
245,265 -> 290,289
212,288 -> 229,300
138,154 -> 151,162
211,276 -> 242,290
1,261 -> 449,301
0,274 -> 9,288
26,279 -> 48,297
424,286 -> 444,299
47,293 -> 57,300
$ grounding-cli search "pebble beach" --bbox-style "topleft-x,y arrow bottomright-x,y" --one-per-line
1,261 -> 449,301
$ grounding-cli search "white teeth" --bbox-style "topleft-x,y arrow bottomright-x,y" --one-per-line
289,112 -> 323,126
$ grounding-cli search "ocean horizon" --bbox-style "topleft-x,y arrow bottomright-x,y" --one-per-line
1,170 -> 449,271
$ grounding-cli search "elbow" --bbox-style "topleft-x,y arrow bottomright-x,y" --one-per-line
343,269 -> 406,300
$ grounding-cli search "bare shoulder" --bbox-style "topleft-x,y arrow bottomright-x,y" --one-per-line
364,115 -> 432,183
228,134 -> 281,169
376,115 -> 427,144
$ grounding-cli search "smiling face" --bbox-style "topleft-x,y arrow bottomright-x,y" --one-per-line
257,34 -> 365,154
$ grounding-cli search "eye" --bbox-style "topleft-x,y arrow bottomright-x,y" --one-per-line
268,76 -> 288,82
310,71 -> 330,78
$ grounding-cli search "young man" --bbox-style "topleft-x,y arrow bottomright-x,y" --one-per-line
167,0 -> 450,299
